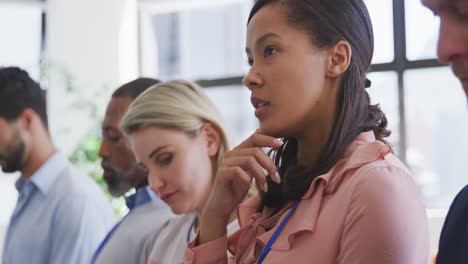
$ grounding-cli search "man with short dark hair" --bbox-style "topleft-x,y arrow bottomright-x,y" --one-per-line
421,0 -> 468,263
99,78 -> 160,197
91,78 -> 173,264
0,66 -> 116,263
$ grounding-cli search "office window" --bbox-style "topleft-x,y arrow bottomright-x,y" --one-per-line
141,0 -> 251,80
204,85 -> 256,145
364,0 -> 394,64
139,0 -> 465,208
405,0 -> 439,60
405,68 -> 468,206
367,72 -> 400,153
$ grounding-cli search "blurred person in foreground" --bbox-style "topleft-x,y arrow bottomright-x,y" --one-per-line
421,0 -> 468,263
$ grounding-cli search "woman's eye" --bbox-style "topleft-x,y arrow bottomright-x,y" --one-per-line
247,58 -> 253,67
264,46 -> 277,58
157,153 -> 173,166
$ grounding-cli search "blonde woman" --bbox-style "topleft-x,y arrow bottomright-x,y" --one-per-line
120,80 -> 241,264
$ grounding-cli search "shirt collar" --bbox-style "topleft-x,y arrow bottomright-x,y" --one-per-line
237,131 -> 393,251
16,152 -> 68,195
301,131 -> 392,199
15,177 -> 28,193
125,186 -> 158,210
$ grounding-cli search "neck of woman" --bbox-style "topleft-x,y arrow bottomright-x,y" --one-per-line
296,122 -> 333,168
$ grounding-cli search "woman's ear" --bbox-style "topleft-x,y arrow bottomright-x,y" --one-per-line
201,122 -> 222,158
326,40 -> 352,78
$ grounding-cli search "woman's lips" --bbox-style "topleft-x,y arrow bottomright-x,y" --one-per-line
160,191 -> 178,203
255,104 -> 270,119
251,97 -> 271,119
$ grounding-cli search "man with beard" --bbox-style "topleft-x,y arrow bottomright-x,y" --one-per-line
0,67 -> 116,264
421,0 -> 468,263
91,78 -> 173,264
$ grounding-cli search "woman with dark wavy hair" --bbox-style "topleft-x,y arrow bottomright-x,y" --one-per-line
185,0 -> 430,263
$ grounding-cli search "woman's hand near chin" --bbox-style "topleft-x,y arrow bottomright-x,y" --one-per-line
198,132 -> 282,245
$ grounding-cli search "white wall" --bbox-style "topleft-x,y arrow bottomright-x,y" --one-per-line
0,0 -> 139,258
0,1 -> 42,79
46,0 -> 139,154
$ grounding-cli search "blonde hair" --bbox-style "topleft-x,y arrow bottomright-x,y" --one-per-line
120,80 -> 230,169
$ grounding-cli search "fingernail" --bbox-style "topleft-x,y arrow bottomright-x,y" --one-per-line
275,172 -> 281,183
273,139 -> 282,145
263,182 -> 268,192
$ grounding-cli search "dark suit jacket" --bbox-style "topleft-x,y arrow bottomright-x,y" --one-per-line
437,185 -> 468,264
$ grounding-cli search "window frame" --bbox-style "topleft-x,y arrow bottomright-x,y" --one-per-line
137,0 -> 448,166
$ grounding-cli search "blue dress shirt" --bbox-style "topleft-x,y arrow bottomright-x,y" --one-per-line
2,152 -> 116,264
124,186 -> 158,210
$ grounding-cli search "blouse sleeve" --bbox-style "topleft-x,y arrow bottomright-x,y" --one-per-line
338,165 -> 430,264
184,234 -> 232,264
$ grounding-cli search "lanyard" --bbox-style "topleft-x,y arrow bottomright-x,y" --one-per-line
91,214 -> 129,264
257,200 -> 301,264
186,217 -> 197,243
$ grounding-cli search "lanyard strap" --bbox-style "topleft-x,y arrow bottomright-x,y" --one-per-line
186,217 -> 197,243
257,200 -> 301,264
91,213 -> 129,264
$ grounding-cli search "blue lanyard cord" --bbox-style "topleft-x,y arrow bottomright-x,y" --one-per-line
186,217 -> 197,243
91,213 -> 130,264
257,200 -> 301,264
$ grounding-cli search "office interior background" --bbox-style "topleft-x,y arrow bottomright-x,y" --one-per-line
0,0 -> 467,258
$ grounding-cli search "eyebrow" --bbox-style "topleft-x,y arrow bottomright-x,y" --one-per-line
245,32 -> 281,54
148,145 -> 170,159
